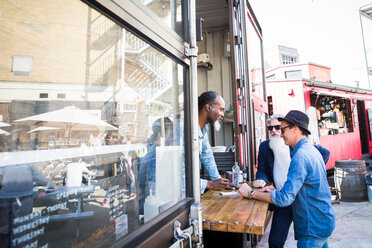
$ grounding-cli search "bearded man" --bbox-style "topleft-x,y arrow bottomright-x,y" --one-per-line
253,114 -> 330,248
198,91 -> 237,193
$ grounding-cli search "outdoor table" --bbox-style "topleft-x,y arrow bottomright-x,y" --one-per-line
201,188 -> 270,248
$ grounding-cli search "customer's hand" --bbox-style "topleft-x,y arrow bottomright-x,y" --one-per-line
207,178 -> 235,191
238,183 -> 252,198
259,185 -> 275,192
230,182 -> 240,189
253,179 -> 266,188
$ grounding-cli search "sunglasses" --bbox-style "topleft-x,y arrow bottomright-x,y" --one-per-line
280,126 -> 290,133
268,125 -> 281,131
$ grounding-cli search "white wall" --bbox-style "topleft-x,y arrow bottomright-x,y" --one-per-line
197,29 -> 234,147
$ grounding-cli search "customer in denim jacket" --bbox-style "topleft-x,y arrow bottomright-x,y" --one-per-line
254,113 -> 330,248
240,110 -> 335,248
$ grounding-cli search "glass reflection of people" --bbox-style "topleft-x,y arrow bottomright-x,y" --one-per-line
88,135 -> 95,147
33,137 -> 39,150
102,137 -> 137,206
10,135 -> 20,151
105,134 -> 113,146
88,133 -> 103,147
198,91 -> 237,193
138,117 -> 173,214
28,134 -> 38,150
63,158 -> 92,187
97,133 -> 105,146
121,137 -> 136,199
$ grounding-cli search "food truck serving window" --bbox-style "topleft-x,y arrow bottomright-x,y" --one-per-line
310,93 -> 354,136
0,1 -> 187,247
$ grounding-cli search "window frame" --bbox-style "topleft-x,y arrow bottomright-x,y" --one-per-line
282,54 -> 297,65
285,70 -> 301,79
81,0 -> 195,246
12,56 -> 32,77
83,0 -> 189,65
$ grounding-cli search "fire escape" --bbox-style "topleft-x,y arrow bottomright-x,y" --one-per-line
86,11 -> 173,139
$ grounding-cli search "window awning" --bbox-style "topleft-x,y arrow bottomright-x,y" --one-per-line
309,88 -> 351,99
305,80 -> 372,101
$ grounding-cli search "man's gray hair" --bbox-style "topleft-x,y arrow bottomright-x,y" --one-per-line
267,114 -> 284,122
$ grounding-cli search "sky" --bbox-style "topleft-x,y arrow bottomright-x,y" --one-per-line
249,0 -> 372,89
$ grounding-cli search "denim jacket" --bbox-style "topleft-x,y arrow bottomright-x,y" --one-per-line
270,138 -> 335,240
199,125 -> 221,193
256,139 -> 330,187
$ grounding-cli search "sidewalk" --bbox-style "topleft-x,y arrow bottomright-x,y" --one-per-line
257,201 -> 372,248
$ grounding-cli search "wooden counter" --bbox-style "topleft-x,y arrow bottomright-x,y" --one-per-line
201,189 -> 269,235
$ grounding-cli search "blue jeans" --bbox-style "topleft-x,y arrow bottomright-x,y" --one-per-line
269,205 -> 292,248
128,168 -> 135,195
297,236 -> 328,248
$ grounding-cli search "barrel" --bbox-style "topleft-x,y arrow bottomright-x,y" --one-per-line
335,160 -> 368,202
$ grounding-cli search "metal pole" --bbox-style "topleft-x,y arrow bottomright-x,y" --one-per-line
189,0 -> 200,204
239,1 -> 251,181
237,0 -> 254,181
359,3 -> 372,89
188,1 -> 204,246
232,0 -> 248,176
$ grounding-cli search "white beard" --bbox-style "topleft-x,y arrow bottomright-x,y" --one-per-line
269,136 -> 291,190
269,136 -> 286,151
213,120 -> 221,132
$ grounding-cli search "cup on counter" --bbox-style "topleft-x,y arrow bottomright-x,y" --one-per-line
225,171 -> 233,183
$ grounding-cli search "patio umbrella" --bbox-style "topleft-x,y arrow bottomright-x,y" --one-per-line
0,129 -> 9,135
27,126 -> 61,133
0,122 -> 10,128
14,106 -> 118,141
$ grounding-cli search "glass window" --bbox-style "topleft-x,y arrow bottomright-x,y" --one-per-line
245,12 -> 264,100
282,55 -> 297,65
310,94 -> 353,136
285,70 -> 301,80
12,56 -> 32,77
135,0 -> 183,38
0,1 -> 185,247
254,109 -> 266,164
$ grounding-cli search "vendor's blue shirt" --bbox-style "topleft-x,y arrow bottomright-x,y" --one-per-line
139,124 -> 221,202
199,125 -> 221,193
270,138 -> 335,240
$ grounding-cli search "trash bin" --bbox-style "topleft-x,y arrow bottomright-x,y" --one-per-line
366,174 -> 372,203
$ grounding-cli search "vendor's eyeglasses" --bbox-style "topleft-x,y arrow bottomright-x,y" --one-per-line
268,125 -> 281,131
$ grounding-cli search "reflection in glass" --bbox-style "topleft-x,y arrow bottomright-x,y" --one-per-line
137,0 -> 183,37
0,0 -> 185,247
254,110 -> 266,162
245,13 -> 264,99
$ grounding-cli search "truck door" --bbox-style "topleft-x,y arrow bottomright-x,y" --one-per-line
228,0 -> 266,180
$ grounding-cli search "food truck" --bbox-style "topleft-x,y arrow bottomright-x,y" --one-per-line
0,0 -> 267,247
266,63 -> 372,171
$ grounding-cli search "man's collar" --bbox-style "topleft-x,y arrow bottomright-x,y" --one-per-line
292,137 -> 308,155
199,124 -> 209,138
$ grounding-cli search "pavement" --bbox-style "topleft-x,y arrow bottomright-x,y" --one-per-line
257,201 -> 372,248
